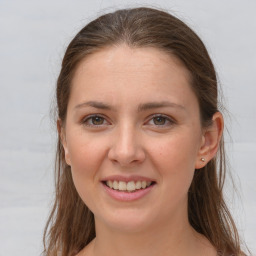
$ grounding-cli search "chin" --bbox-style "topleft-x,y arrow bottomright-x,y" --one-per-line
96,209 -> 155,233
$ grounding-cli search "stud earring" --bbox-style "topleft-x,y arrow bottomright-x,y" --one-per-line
201,158 -> 206,162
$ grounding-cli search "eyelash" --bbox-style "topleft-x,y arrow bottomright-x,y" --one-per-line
82,114 -> 109,127
146,114 -> 175,127
81,114 -> 175,128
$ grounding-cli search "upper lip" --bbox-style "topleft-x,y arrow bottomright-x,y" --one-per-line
101,175 -> 156,183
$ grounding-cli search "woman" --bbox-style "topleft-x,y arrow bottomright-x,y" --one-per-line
43,7 -> 247,256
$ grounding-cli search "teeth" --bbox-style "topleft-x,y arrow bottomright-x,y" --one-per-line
105,180 -> 153,192
135,181 -> 141,189
113,180 -> 119,190
119,181 -> 126,191
106,180 -> 113,188
127,181 -> 136,191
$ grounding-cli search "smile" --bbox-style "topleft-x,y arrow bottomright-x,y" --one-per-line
104,180 -> 154,192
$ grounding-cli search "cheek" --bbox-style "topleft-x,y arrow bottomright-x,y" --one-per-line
150,133 -> 200,168
66,132 -> 108,187
148,132 -> 200,189
147,136 -> 198,216
66,134 -> 110,211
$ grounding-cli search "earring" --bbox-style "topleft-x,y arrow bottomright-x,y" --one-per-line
201,157 -> 206,162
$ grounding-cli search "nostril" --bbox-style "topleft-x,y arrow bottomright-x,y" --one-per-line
107,141 -> 146,166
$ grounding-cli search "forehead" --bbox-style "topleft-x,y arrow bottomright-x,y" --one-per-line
73,45 -> 191,83
69,45 -> 197,110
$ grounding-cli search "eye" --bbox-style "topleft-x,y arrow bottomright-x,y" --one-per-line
152,116 -> 167,125
146,114 -> 175,127
82,115 -> 109,127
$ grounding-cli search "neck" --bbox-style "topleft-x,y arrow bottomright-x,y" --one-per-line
88,215 -> 214,256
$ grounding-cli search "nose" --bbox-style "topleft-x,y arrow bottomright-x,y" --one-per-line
108,124 -> 146,167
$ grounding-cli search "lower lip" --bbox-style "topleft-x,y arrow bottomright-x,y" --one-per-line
102,182 -> 155,201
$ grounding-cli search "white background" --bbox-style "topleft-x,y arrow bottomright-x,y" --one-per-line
0,0 -> 255,255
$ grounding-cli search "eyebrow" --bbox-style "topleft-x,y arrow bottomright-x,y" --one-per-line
74,101 -> 185,112
137,101 -> 185,111
74,101 -> 112,110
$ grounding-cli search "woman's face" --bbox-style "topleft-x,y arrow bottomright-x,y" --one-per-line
62,45 -> 206,233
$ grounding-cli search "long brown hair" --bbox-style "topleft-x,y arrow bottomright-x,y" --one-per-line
43,7 -> 246,256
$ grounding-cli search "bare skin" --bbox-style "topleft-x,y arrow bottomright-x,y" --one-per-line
77,229 -> 217,256
62,45 -> 223,256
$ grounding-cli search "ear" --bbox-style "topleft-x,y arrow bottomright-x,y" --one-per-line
57,119 -> 71,166
195,112 -> 224,169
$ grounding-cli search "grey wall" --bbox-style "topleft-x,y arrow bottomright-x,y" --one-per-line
0,0 -> 255,255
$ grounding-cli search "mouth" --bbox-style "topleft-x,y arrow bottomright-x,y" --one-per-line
102,180 -> 156,193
